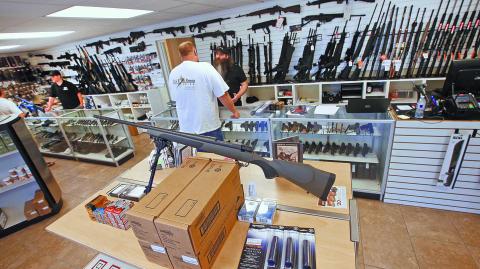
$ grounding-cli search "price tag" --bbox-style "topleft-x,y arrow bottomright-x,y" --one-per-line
382,60 -> 392,71
276,17 -> 285,28
394,60 -> 401,71
348,60 -> 353,67
352,164 -> 356,173
422,52 -> 429,59
311,45 -> 315,51
366,163 -> 370,169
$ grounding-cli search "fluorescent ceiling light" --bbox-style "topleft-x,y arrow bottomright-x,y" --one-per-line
0,45 -> 21,50
47,6 -> 153,19
0,31 -> 74,40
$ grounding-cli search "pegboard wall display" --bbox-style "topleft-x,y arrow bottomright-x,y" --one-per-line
23,0 -> 480,95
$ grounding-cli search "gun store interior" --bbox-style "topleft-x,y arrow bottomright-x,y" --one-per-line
1,0 -> 480,268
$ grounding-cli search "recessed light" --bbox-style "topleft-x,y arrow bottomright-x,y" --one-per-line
47,6 -> 153,19
0,31 -> 74,40
0,45 -> 21,50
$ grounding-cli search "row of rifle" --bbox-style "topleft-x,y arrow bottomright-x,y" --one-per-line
300,0 -> 480,82
209,39 -> 243,67
247,34 -> 284,85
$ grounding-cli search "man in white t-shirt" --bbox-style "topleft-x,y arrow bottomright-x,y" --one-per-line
0,88 -> 24,117
168,41 -> 239,140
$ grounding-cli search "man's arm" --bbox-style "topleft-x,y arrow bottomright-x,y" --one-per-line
45,97 -> 57,112
218,93 -> 240,118
232,80 -> 248,103
77,92 -> 84,107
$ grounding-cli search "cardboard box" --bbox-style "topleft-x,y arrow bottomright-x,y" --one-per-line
126,157 -> 211,268
156,160 -> 243,269
24,200 -> 39,221
167,186 -> 243,269
137,239 -> 173,268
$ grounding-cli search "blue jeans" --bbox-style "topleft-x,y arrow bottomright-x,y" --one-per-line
200,128 -> 224,141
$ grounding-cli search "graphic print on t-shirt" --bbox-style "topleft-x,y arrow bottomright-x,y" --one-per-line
174,76 -> 196,89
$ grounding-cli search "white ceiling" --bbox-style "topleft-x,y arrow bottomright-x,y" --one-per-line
0,0 -> 262,53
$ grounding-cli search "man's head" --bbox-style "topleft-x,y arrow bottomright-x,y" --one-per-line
213,46 -> 233,78
215,47 -> 230,62
50,70 -> 63,84
0,88 -> 6,98
178,41 -> 199,62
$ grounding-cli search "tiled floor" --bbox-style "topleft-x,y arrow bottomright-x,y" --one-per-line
1,133 -> 479,269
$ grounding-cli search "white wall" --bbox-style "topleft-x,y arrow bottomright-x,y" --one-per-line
25,0 -> 474,86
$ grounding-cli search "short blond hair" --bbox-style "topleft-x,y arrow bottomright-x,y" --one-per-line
178,41 -> 196,57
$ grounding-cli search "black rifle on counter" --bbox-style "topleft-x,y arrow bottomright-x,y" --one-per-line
293,27 -> 318,82
272,32 -> 297,83
94,115 -> 336,200
150,26 -> 185,37
189,17 -> 230,33
33,54 -> 53,60
193,30 -> 235,43
129,41 -> 151,53
236,4 -> 300,18
301,13 -> 343,27
103,47 -> 122,56
109,37 -> 132,46
249,18 -> 287,34
84,40 -> 110,54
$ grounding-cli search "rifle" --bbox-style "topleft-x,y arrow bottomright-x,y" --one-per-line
57,52 -> 78,61
263,37 -> 270,84
462,1 -> 480,58
419,0 -> 451,77
307,0 -> 375,7
387,6 -> 405,78
272,32 -> 297,83
266,35 -> 273,84
38,61 -> 71,68
256,43 -> 261,84
249,18 -> 287,34
338,17 -> 362,80
236,4 -> 300,18
248,36 -> 256,85
435,0 -> 466,76
397,8 -> 422,78
439,0 -> 473,75
103,47 -> 122,56
130,31 -> 147,43
193,30 -> 236,43
338,3 -> 378,80
362,2 -> 391,79
150,26 -> 185,37
407,9 -> 435,78
109,37 -> 132,46
85,40 -> 110,54
326,22 -> 348,80
458,0 -> 480,59
376,6 -> 399,79
350,0 -> 386,80
94,115 -> 336,200
129,41 -> 151,53
314,27 -> 338,81
34,54 -> 53,60
293,28 -> 318,82
301,13 -> 343,27
427,0 -> 459,77
189,17 -> 230,33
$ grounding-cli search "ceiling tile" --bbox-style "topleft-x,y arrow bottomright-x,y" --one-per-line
77,0 -> 189,10
0,1 -> 69,18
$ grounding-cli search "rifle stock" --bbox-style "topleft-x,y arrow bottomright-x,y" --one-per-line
93,115 -> 336,200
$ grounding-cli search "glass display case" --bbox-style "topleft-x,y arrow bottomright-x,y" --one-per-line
0,115 -> 62,237
151,106 -> 273,157
25,109 -> 135,166
271,106 -> 395,197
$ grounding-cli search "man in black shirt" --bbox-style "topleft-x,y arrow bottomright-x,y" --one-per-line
46,70 -> 83,112
214,47 -> 248,106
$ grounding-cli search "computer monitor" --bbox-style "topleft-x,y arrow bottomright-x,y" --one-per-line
442,59 -> 480,97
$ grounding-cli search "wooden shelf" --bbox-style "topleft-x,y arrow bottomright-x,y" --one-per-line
0,178 -> 36,195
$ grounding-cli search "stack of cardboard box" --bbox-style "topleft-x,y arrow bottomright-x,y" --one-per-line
127,157 -> 245,269
24,190 -> 51,220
